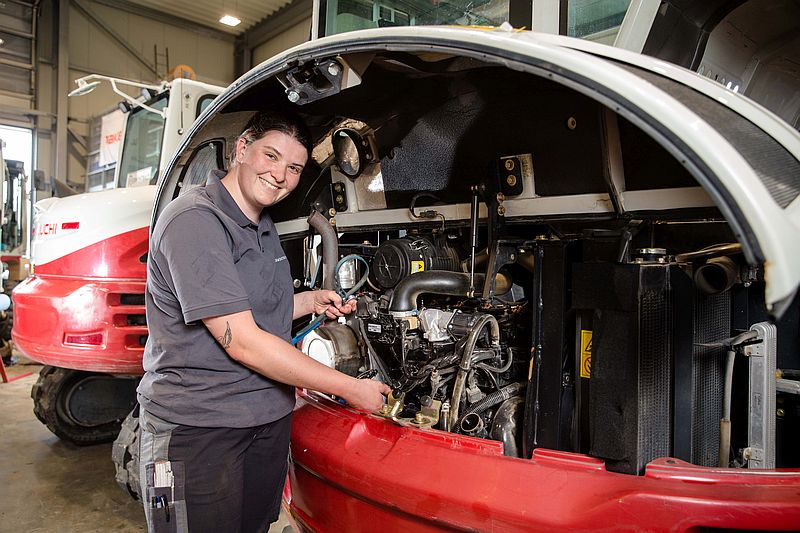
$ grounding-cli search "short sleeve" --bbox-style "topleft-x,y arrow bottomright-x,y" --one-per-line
155,208 -> 252,324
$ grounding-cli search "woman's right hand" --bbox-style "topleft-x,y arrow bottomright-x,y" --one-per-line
344,378 -> 391,412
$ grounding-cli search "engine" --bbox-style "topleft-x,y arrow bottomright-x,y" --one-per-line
300,232 -> 531,457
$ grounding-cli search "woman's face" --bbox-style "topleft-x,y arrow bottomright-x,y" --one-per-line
235,130 -> 308,211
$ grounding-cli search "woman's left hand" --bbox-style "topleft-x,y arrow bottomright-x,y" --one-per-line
308,290 -> 356,319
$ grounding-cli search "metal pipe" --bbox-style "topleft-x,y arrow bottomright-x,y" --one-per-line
448,314 -> 500,429
718,348 -> 735,467
306,210 -> 338,291
490,396 -> 525,457
468,186 -> 479,297
717,330 -> 756,467
695,256 -> 738,295
460,412 -> 484,435
389,271 -> 511,315
675,243 -> 741,263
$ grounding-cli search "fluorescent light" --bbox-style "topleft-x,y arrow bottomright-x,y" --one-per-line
219,15 -> 241,27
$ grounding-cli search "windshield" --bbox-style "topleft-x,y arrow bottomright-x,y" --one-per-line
116,94 -> 168,188
322,0 -> 512,36
321,0 -> 631,43
566,0 -> 630,43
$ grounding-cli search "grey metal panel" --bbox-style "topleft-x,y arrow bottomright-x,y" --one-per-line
618,63 -> 800,208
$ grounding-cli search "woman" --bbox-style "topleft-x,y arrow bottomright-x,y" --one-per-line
137,109 -> 389,533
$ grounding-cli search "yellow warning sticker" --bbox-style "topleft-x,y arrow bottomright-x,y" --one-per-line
411,260 -> 425,273
580,330 -> 592,379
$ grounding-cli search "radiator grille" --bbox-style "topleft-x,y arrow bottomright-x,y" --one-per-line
639,286 -> 673,470
692,292 -> 730,466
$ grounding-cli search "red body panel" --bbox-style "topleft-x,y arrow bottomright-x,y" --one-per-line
12,228 -> 149,374
285,391 -> 800,532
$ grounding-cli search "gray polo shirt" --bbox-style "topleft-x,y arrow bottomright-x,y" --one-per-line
137,171 -> 296,428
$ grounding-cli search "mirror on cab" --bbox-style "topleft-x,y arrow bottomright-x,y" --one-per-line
333,128 -> 370,178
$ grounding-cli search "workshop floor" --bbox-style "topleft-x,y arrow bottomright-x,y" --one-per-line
0,353 -> 291,533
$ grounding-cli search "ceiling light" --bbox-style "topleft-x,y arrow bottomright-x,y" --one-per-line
219,15 -> 241,27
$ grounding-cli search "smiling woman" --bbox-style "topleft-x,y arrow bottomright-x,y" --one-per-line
229,130 -> 309,221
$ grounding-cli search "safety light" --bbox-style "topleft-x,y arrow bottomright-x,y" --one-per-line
64,333 -> 103,346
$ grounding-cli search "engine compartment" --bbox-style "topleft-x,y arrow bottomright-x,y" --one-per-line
296,214 -> 797,475
164,42 -> 800,477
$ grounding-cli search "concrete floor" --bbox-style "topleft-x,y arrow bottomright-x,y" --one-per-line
0,353 -> 291,533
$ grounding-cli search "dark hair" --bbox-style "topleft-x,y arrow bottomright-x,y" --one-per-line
239,109 -> 312,154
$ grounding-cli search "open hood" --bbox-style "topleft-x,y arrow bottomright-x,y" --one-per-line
157,26 -> 800,314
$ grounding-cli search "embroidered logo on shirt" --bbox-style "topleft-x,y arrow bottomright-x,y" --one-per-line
275,255 -> 288,263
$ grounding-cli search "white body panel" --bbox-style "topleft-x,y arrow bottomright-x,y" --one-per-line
31,78 -> 224,266
31,185 -> 156,265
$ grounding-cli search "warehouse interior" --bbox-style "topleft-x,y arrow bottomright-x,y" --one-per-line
1,0 -> 799,531
1,1 -> 309,531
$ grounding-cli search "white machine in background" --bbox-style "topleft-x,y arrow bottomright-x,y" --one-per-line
12,75 -> 223,446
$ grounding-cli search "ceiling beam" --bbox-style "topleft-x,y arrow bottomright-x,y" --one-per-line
90,0 -> 236,43
73,0 -> 160,79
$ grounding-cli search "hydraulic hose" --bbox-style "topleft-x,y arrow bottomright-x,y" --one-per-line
448,314 -> 500,429
717,329 -> 758,467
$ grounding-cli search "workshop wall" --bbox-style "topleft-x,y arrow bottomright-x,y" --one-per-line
35,0 -> 236,190
252,18 -> 311,66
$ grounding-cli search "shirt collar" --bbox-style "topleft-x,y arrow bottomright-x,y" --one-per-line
206,169 -> 272,234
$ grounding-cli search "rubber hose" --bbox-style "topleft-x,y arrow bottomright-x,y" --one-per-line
456,381 -> 526,430
490,396 -> 525,457
448,315 -> 500,429
306,211 -> 338,291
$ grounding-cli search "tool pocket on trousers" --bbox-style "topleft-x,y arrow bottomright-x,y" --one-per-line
145,460 -> 186,533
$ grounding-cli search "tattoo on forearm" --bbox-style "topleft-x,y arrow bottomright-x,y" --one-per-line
218,322 -> 232,348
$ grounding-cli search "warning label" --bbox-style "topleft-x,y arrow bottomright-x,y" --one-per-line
411,260 -> 425,273
580,330 -> 592,379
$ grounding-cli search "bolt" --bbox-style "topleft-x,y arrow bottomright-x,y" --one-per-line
335,194 -> 344,204
510,254 -> 515,261
506,175 -> 517,187
328,208 -> 337,217
334,182 -> 343,192
327,62 -> 341,77
286,90 -> 301,103
293,279 -> 302,289
497,205 -> 506,216
329,218 -> 336,226
504,159 -> 515,171
496,192 -> 505,203
777,408 -> 785,417
379,404 -> 390,415
567,117 -> 577,130
415,412 -> 425,424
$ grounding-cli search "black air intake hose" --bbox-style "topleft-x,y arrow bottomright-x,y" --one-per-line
490,396 -> 525,457
306,210 -> 338,291
389,271 -> 511,314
